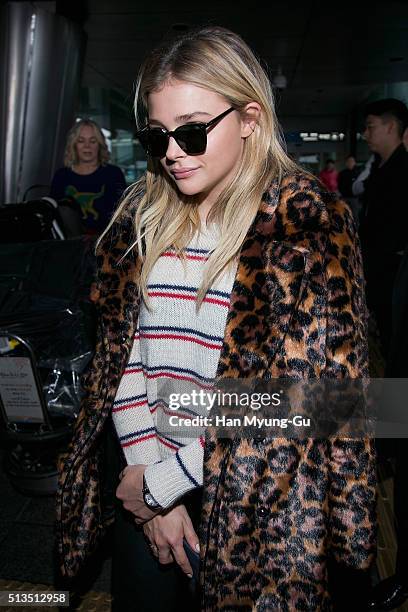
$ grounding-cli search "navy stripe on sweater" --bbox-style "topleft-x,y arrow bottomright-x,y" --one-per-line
142,364 -> 214,383
147,284 -> 230,298
119,426 -> 156,441
113,393 -> 147,406
139,325 -> 223,343
176,453 -> 200,487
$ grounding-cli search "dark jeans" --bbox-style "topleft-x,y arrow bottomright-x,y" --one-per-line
108,421 -> 202,612
111,503 -> 201,612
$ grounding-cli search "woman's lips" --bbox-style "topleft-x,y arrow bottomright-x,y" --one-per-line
171,168 -> 199,179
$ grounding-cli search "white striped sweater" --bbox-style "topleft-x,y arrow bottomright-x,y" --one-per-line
112,225 -> 237,508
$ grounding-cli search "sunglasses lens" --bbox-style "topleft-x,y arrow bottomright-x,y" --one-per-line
148,129 -> 169,158
137,129 -> 149,152
140,125 -> 208,158
175,125 -> 207,155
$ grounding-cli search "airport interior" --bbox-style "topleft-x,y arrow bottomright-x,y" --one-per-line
0,1 -> 408,610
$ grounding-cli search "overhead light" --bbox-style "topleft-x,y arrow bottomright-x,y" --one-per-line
299,132 -> 345,142
273,66 -> 287,90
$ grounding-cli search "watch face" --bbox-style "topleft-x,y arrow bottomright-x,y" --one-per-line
145,492 -> 159,508
143,475 -> 160,508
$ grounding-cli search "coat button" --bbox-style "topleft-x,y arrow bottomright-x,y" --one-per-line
256,506 -> 269,518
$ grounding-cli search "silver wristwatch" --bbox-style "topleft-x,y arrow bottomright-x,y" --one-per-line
142,474 -> 162,509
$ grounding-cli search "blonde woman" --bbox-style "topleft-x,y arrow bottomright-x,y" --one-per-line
50,119 -> 126,235
56,27 -> 376,611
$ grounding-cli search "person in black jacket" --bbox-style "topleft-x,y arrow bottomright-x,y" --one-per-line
359,98 -> 408,356
361,98 -> 408,611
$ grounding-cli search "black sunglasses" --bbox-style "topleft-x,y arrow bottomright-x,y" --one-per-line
137,107 -> 235,158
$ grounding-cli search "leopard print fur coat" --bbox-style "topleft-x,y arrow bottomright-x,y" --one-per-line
56,172 -> 376,611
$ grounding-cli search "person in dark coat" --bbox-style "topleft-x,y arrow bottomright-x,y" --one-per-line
359,98 -> 408,356
360,98 -> 408,611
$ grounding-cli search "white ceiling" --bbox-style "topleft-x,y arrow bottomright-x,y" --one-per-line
80,0 -> 408,125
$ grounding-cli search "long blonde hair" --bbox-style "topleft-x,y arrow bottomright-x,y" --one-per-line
101,26 -> 298,307
64,119 -> 110,167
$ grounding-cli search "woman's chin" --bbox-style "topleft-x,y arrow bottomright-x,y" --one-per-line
175,180 -> 205,197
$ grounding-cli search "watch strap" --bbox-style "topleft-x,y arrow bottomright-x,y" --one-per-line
142,474 -> 161,509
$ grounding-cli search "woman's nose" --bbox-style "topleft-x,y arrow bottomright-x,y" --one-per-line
165,135 -> 186,160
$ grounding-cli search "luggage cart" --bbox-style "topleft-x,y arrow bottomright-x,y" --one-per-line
0,237 -> 97,496
0,328 -> 75,496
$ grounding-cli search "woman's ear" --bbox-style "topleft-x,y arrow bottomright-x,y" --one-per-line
241,102 -> 261,138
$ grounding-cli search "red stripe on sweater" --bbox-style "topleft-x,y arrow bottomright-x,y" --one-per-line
146,371 -> 213,389
157,436 -> 180,451
161,251 -> 209,261
140,332 -> 221,350
161,406 -> 198,420
121,433 -> 156,447
148,402 -> 195,420
124,368 -> 143,375
147,291 -> 229,308
112,399 -> 148,413
149,401 -> 170,415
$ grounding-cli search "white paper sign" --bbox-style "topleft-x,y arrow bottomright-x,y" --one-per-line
0,357 -> 45,423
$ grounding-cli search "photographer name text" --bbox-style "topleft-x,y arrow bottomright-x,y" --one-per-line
168,414 -> 311,429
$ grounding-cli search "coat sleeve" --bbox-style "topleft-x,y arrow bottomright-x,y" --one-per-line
323,198 -> 377,570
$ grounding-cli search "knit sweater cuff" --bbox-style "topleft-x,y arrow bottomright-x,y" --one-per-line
144,438 -> 204,508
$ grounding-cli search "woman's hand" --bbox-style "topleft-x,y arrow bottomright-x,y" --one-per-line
143,504 -> 200,577
116,464 -> 160,524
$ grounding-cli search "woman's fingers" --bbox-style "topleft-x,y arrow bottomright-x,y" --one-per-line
146,533 -> 193,575
170,541 -> 193,577
182,520 -> 200,554
144,532 -> 171,562
157,545 -> 173,564
145,530 -> 172,563
142,505 -> 198,575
